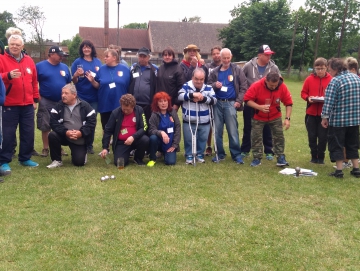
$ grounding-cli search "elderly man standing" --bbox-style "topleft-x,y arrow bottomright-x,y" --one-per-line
36,46 -> 72,157
47,84 -> 96,168
208,48 -> 248,164
244,72 -> 293,167
321,58 -> 360,178
178,68 -> 217,164
0,34 -> 40,174
128,47 -> 158,124
241,45 -> 280,160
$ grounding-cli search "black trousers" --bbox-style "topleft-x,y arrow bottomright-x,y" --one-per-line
305,114 -> 328,159
48,131 -> 87,166
113,135 -> 149,166
327,125 -> 359,162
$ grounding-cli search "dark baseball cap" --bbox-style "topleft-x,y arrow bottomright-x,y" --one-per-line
137,47 -> 151,56
49,46 -> 69,56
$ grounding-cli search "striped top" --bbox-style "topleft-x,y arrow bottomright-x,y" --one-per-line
178,81 -> 217,124
321,70 -> 360,127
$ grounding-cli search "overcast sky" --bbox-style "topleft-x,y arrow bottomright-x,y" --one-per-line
2,0 -> 306,42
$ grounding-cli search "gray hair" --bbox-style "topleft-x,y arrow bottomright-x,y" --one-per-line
8,34 -> 24,46
192,67 -> 206,78
62,83 -> 77,95
220,48 -> 232,56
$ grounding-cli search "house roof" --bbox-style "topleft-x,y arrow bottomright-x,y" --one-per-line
79,26 -> 150,50
148,21 -> 227,54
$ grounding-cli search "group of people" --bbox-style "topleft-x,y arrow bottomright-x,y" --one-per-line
1,26 -> 360,179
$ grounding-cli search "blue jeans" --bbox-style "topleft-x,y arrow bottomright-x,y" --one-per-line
149,135 -> 177,165
183,122 -> 210,157
0,105 -> 34,164
214,101 -> 242,160
88,101 -> 98,150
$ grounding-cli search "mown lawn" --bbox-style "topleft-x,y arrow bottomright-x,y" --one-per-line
1,79 -> 360,270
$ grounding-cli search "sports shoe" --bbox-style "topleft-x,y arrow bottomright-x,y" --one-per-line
156,151 -> 163,159
196,154 -> 205,163
32,149 -> 40,156
87,147 -> 94,154
212,156 -> 225,163
276,155 -> 289,166
186,155 -> 193,165
134,158 -> 145,166
0,163 -> 11,175
265,153 -> 274,161
234,156 -> 244,164
147,160 -> 156,167
240,152 -> 250,158
61,148 -> 68,156
329,170 -> 344,178
129,149 -> 135,157
20,159 -> 39,167
40,148 -> 49,157
47,160 -> 63,168
250,158 -> 261,167
317,159 -> 325,164
350,168 -> 360,178
205,146 -> 212,156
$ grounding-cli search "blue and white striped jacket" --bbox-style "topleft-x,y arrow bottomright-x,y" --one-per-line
178,80 -> 217,124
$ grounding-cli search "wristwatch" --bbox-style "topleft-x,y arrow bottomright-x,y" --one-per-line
285,117 -> 290,121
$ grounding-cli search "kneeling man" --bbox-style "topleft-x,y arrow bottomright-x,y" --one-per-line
47,83 -> 96,168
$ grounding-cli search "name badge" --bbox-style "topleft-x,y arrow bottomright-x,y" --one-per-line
90,71 -> 96,77
120,128 -> 128,135
221,86 -> 228,92
109,82 -> 116,89
133,72 -> 139,78
167,127 -> 174,133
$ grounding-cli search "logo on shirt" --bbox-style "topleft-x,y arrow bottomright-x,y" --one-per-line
26,68 -> 32,74
228,75 -> 233,82
95,66 -> 99,71
118,71 -> 123,77
276,98 -> 280,104
132,117 -> 136,122
60,70 -> 66,76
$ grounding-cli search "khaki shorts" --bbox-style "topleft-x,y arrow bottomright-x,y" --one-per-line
37,97 -> 58,131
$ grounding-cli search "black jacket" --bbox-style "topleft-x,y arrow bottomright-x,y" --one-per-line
102,105 -> 147,152
156,59 -> 185,106
49,99 -> 96,145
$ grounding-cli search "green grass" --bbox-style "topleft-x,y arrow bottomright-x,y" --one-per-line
1,79 -> 360,270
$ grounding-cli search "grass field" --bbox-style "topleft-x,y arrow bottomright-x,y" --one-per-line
1,80 -> 360,270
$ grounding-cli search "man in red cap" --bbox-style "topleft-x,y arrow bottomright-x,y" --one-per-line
240,44 -> 281,161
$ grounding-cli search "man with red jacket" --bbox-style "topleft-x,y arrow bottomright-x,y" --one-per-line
244,71 -> 293,167
301,57 -> 332,164
0,34 -> 40,174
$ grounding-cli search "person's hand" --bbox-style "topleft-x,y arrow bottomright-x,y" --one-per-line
33,103 -> 37,110
308,96 -> 314,103
259,104 -> 270,113
234,102 -> 241,109
190,56 -> 198,68
76,67 -> 84,77
10,69 -> 21,79
85,71 -> 94,82
161,131 -> 169,144
283,119 -> 290,130
321,118 -> 329,128
167,147 -> 175,152
192,92 -> 204,103
100,149 -> 108,158
215,81 -> 222,89
124,136 -> 134,145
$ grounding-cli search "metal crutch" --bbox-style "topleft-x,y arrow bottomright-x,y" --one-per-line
188,99 -> 199,166
210,105 -> 219,163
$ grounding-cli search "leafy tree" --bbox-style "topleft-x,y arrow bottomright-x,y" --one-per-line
0,11 -> 20,46
67,34 -> 83,64
219,0 -> 292,69
122,22 -> 147,29
61,39 -> 72,47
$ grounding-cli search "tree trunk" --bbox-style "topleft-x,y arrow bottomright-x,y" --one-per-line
299,26 -> 308,73
314,11 -> 322,62
287,14 -> 298,76
337,0 -> 349,57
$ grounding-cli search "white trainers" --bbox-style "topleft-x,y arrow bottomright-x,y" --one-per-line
47,160 -> 63,168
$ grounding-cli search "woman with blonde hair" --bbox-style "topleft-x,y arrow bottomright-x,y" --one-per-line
180,44 -> 209,82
